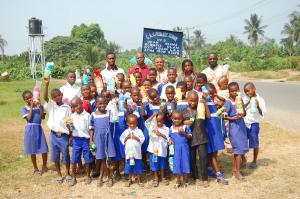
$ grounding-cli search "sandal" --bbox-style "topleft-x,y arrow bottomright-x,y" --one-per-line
65,175 -> 72,182
107,178 -> 113,187
33,169 -> 41,176
234,172 -> 245,181
152,179 -> 159,187
112,171 -> 121,181
125,179 -> 132,187
56,176 -> 63,184
174,181 -> 181,188
41,166 -> 48,174
85,176 -> 92,184
162,178 -> 169,186
68,178 -> 77,186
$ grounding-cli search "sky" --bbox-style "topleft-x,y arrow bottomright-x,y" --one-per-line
0,0 -> 299,55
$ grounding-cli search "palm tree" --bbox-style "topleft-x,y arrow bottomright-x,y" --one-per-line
281,5 -> 300,47
84,44 -> 99,67
0,34 -> 7,62
244,14 -> 267,45
191,29 -> 206,49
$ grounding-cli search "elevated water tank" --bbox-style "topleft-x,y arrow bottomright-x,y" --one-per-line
29,17 -> 42,35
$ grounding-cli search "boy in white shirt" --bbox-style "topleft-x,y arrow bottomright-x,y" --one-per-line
44,78 -> 72,184
120,114 -> 145,187
68,97 -> 93,186
160,68 -> 178,101
243,82 -> 267,169
60,71 -> 81,105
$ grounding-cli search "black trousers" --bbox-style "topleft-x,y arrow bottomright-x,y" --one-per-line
190,144 -> 208,181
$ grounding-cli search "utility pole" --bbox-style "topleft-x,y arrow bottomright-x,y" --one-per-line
184,27 -> 194,59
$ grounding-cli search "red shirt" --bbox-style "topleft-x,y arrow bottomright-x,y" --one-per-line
128,64 -> 151,81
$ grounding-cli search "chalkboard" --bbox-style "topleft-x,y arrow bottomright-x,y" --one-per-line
142,28 -> 183,57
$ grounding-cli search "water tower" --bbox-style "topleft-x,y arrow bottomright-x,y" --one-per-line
27,17 -> 45,79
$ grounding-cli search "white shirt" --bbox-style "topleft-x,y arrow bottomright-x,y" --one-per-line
202,64 -> 229,89
243,93 -> 267,128
71,110 -> 91,138
101,65 -> 125,84
160,81 -> 177,100
156,69 -> 168,84
120,127 -> 145,160
60,83 -> 81,105
45,99 -> 72,134
145,122 -> 170,157
217,89 -> 229,100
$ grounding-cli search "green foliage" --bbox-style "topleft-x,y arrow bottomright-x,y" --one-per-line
244,13 -> 267,45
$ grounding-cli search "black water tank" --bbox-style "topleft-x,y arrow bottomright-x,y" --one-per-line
29,18 -> 42,35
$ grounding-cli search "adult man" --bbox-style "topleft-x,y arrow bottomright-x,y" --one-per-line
128,53 -> 151,81
201,52 -> 229,88
154,57 -> 168,84
101,52 -> 125,83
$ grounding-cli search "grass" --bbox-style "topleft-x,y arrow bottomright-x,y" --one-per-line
0,80 -> 300,198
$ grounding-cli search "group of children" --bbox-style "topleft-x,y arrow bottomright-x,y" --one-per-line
21,59 -> 266,188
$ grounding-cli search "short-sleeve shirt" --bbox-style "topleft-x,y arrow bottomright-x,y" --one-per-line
120,127 -> 145,160
60,83 -> 81,105
243,93 -> 267,127
71,110 -> 91,138
22,106 -> 44,124
202,65 -> 229,89
169,125 -> 191,145
128,64 -> 151,81
45,99 -> 72,134
101,65 -> 125,84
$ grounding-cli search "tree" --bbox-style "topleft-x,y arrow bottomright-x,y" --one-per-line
107,41 -> 121,53
0,34 -> 7,62
191,29 -> 206,49
244,14 -> 267,45
71,24 -> 108,48
281,5 -> 300,47
84,44 -> 99,67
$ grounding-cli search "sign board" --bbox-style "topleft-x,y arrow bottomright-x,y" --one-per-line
142,28 -> 183,56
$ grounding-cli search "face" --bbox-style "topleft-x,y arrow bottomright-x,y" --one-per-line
90,86 -> 97,98
208,54 -> 218,68
229,85 -> 239,99
142,81 -> 151,91
134,73 -> 142,85
156,115 -> 165,127
81,86 -> 90,99
96,98 -> 107,113
71,99 -> 83,114
102,91 -> 112,103
172,112 -> 183,127
155,58 -> 164,71
88,75 -> 94,84
166,87 -> 175,101
136,53 -> 145,65
106,54 -> 116,66
148,70 -> 157,83
51,90 -> 63,104
244,85 -> 256,98
149,91 -> 160,105
23,93 -> 33,105
184,77 -> 194,91
122,81 -> 132,93
183,62 -> 193,73
218,78 -> 228,90
187,94 -> 198,109
196,78 -> 206,89
131,89 -> 140,102
178,86 -> 187,98
116,74 -> 125,83
207,86 -> 217,97
127,116 -> 137,130
67,73 -> 76,85
167,70 -> 177,83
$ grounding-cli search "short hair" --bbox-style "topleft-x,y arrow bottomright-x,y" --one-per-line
66,71 -> 76,77
196,73 -> 208,82
176,81 -> 187,89
51,88 -> 62,96
228,82 -> 239,89
244,82 -> 255,89
143,78 -> 151,84
133,71 -> 142,76
127,113 -> 138,121
166,85 -> 175,91
149,68 -> 157,74
187,90 -> 198,98
205,83 -> 216,91
22,90 -> 32,99
106,52 -> 116,57
116,73 -> 124,78
208,52 -> 218,57
156,112 -> 166,120
131,86 -> 140,93
168,68 -> 177,73
181,59 -> 193,72
148,88 -> 158,96
171,110 -> 183,118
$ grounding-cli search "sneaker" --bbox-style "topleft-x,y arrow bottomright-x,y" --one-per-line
68,178 -> 77,186
56,176 -> 63,184
85,176 -> 92,184
216,174 -> 229,185
208,168 -> 216,178
65,175 -> 72,182
249,162 -> 257,169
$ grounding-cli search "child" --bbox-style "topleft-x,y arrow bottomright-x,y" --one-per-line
148,68 -> 163,95
141,79 -> 152,103
22,91 -> 48,175
177,59 -> 196,82
115,73 -> 125,94
184,75 -> 195,92
217,76 -> 229,100
204,83 -> 229,185
90,97 -> 116,186
145,112 -> 170,187
89,83 -> 98,112
120,114 -> 145,187
169,110 -> 192,188
81,84 -> 93,113
195,73 -> 207,93
183,91 -> 210,187
224,82 -> 249,180
243,82 -> 266,169
165,85 -> 176,128
44,78 -> 72,184
68,97 -> 93,186
160,68 -> 177,101
133,71 -> 143,87
175,81 -> 188,111
60,71 -> 81,105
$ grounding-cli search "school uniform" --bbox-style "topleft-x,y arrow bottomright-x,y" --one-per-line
224,100 -> 249,155
90,98 -> 97,112
243,94 -> 267,149
176,100 -> 188,111
160,82 -> 177,101
90,112 -> 116,160
165,101 -> 176,128
169,125 -> 191,176
145,121 -> 169,172
60,82 -> 81,105
120,127 -> 145,174
45,99 -> 71,163
22,106 -> 48,154
152,82 -> 164,96
71,110 -> 93,164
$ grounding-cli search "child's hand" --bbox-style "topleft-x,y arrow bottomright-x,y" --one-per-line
168,140 -> 173,145
44,77 -> 50,85
154,129 -> 161,137
178,127 -> 185,135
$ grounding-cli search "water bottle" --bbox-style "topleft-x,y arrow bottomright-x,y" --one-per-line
175,88 -> 182,102
235,96 -> 244,114
129,150 -> 135,166
152,148 -> 158,163
129,74 -> 136,86
169,144 -> 174,156
250,97 -> 258,113
90,143 -> 96,157
169,157 -> 174,172
33,80 -> 41,103
216,106 -> 226,116
197,102 -> 205,119
110,102 -> 119,123
201,86 -> 211,101
107,78 -> 116,93
83,73 -> 89,85
44,62 -> 54,78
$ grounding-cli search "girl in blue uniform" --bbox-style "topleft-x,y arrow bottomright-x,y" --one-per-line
22,90 -> 48,175
165,85 -> 176,128
169,110 -> 192,188
224,82 -> 249,180
175,81 -> 188,111
90,97 -> 116,187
